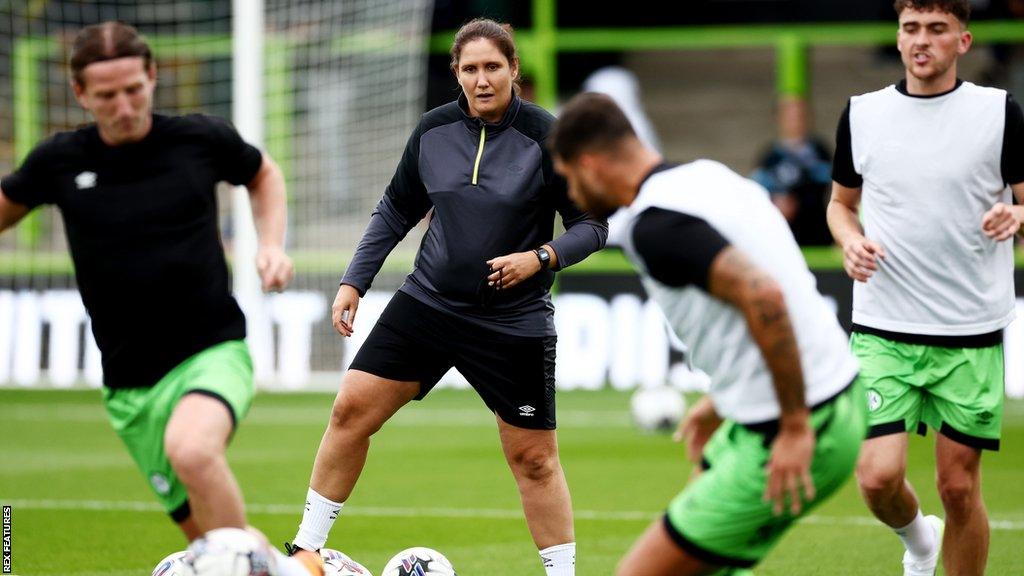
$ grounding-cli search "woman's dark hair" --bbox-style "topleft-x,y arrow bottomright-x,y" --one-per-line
450,18 -> 520,94
70,21 -> 153,86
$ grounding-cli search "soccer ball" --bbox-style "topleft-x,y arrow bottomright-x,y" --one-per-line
381,547 -> 456,576
630,385 -> 687,432
321,548 -> 373,575
185,528 -> 276,576
152,551 -> 194,576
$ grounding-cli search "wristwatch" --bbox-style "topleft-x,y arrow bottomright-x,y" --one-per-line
534,247 -> 551,268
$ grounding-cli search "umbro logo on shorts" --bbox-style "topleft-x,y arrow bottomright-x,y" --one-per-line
519,405 -> 536,416
867,390 -> 883,412
150,473 -> 171,495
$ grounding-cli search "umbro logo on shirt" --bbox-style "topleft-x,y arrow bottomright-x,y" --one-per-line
519,405 -> 536,416
75,171 -> 97,189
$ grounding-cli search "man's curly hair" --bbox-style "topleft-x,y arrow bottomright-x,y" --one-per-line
894,0 -> 971,25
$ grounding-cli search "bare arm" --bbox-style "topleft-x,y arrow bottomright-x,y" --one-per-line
826,181 -> 863,247
707,246 -> 816,515
708,246 -> 806,419
247,154 -> 287,249
246,154 -> 293,292
827,181 -> 886,282
0,187 -> 31,234
1014,183 -> 1024,238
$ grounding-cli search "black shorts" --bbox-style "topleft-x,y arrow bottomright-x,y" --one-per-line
349,291 -> 557,429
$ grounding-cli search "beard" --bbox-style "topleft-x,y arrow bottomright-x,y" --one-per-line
588,199 -> 620,220
572,185 -> 619,219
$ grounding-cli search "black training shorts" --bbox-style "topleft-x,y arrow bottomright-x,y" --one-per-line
349,291 -> 557,429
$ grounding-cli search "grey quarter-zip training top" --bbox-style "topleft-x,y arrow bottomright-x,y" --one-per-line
341,93 -> 608,337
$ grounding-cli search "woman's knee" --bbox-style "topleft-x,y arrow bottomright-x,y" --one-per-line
508,444 -> 561,483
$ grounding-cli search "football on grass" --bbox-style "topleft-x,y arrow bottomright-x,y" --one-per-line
381,547 -> 456,576
321,548 -> 374,575
630,385 -> 687,432
186,528 -> 275,576
152,550 -> 193,576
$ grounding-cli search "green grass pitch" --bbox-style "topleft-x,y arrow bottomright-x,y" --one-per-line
1,388 -> 1022,575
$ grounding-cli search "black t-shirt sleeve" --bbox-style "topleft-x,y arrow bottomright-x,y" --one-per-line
201,115 -> 264,186
631,207 -> 731,290
1002,93 -> 1024,186
832,100 -> 863,188
0,141 -> 58,208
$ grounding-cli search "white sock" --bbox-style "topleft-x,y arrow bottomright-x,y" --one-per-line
539,542 -> 575,576
894,511 -> 936,558
272,548 -> 319,576
292,487 -> 344,551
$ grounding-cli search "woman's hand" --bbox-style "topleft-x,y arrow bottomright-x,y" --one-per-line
486,251 -> 544,290
331,284 -> 361,337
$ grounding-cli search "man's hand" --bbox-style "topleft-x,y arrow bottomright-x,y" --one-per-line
840,235 -> 886,282
673,396 -> 722,464
486,251 -> 543,290
331,284 -> 361,337
764,413 -> 816,516
256,245 -> 294,292
981,202 -> 1022,242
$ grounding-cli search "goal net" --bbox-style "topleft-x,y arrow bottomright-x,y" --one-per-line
0,0 -> 433,388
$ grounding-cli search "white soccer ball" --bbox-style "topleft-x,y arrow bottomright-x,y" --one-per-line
321,548 -> 373,575
186,528 -> 276,576
381,547 -> 456,576
630,385 -> 687,432
153,551 -> 194,576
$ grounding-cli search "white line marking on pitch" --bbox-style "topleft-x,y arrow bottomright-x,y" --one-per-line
4,499 -> 1023,530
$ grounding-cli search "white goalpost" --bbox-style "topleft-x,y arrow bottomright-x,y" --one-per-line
0,0 -> 435,390
230,0 -> 269,386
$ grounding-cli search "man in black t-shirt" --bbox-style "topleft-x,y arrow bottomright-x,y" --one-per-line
0,22 -> 320,572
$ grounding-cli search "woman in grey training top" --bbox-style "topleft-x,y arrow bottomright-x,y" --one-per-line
288,18 -> 607,576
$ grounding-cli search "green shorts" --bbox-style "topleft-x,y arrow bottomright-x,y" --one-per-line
665,381 -> 867,568
851,332 -> 1003,451
102,340 -> 254,520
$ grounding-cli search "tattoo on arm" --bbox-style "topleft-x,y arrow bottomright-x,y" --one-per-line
707,247 -> 806,416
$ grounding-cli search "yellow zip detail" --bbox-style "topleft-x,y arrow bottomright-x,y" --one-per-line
472,125 -> 486,186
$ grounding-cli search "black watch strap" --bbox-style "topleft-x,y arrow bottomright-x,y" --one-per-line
534,247 -> 551,268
